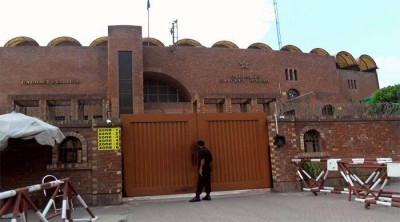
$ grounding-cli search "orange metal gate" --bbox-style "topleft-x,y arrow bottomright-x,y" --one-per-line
121,113 -> 271,197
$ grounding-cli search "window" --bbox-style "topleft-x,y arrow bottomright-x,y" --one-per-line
285,68 -> 298,81
47,100 -> 71,121
304,130 -> 321,152
347,79 -> 357,89
58,136 -> 82,163
287,89 -> 299,100
13,100 -> 40,117
144,79 -> 187,103
216,102 -> 224,113
48,132 -> 89,170
54,116 -> 66,121
119,51 -> 133,114
240,103 -> 248,112
204,98 -> 225,113
256,98 -> 273,114
322,104 -> 334,116
78,99 -> 103,120
231,98 -> 251,113
283,110 -> 295,115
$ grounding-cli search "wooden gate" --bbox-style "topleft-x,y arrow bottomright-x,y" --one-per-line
121,113 -> 271,197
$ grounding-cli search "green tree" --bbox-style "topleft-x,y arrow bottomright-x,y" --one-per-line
368,84 -> 400,115
370,84 -> 400,104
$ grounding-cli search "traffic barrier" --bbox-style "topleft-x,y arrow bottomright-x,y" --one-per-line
354,162 -> 400,209
292,157 -> 400,209
0,178 -> 98,221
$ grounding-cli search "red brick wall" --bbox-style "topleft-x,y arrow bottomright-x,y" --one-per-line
337,69 -> 380,102
0,47 -> 108,114
268,116 -> 400,191
0,26 -> 379,116
143,47 -> 343,99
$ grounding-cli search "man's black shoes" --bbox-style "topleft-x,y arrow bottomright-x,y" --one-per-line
189,196 -> 211,202
202,196 -> 212,201
189,197 -> 201,202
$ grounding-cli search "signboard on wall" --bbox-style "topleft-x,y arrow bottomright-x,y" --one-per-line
97,128 -> 120,150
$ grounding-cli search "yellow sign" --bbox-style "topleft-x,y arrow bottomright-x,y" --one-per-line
98,128 -> 120,150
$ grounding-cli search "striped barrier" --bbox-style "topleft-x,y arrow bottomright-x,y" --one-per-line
0,178 -> 98,222
353,162 -> 400,209
292,158 -> 400,209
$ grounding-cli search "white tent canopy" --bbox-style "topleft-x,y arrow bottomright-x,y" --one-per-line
0,112 -> 65,151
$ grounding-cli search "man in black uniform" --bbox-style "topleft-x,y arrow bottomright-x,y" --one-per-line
189,140 -> 213,202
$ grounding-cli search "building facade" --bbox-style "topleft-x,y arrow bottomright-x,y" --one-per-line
1,25 -> 397,205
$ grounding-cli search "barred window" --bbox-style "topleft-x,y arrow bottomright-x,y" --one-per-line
322,104 -> 334,116
285,68 -> 298,81
58,136 -> 82,163
304,130 -> 321,152
347,79 -> 357,89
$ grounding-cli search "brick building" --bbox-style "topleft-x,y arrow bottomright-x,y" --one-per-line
0,25 -> 398,205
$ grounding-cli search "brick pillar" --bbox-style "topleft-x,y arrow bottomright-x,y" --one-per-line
225,97 -> 232,113
268,115 -> 301,192
107,25 -> 144,118
71,98 -> 79,120
250,98 -> 257,112
91,123 -> 123,205
39,99 -> 47,120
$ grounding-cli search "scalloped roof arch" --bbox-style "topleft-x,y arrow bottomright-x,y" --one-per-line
247,42 -> 273,51
335,51 -> 358,69
142,37 -> 165,47
357,54 -> 378,72
4,37 -> 39,47
90,36 -> 108,47
211,40 -> 239,49
310,48 -> 330,56
47,36 -> 82,46
175,38 -> 202,47
280,45 -> 302,52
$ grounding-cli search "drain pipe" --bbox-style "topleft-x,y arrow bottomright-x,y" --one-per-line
273,100 -> 285,147
274,101 -> 279,135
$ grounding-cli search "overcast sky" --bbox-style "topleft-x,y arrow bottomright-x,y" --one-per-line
1,0 -> 398,89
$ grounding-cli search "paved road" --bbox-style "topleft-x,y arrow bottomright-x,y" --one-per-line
70,187 -> 399,222
14,183 -> 399,222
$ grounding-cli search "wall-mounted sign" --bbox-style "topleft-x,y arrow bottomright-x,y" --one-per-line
218,75 -> 269,83
21,80 -> 80,85
98,128 -> 120,150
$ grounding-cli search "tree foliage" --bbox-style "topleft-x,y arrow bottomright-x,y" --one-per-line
370,84 -> 400,104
